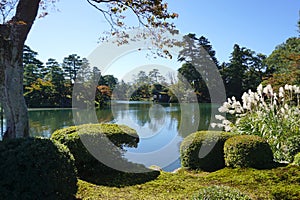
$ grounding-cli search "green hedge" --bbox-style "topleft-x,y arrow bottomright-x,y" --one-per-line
51,123 -> 139,149
0,138 -> 77,200
192,185 -> 252,200
224,135 -> 274,168
51,124 -> 158,183
180,131 -> 233,172
293,152 -> 300,166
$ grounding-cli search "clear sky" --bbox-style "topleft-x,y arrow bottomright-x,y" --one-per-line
26,0 -> 300,65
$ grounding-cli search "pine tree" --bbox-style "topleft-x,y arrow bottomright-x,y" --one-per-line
62,54 -> 83,84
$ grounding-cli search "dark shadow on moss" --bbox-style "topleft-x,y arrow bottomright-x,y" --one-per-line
255,161 -> 288,170
51,124 -> 160,187
80,164 -> 160,187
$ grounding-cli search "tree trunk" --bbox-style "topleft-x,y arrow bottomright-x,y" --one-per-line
0,0 -> 40,139
0,35 -> 29,139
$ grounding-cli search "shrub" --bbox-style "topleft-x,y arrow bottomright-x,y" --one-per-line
180,131 -> 233,172
0,138 -> 77,200
224,135 -> 274,168
51,124 -> 139,149
285,136 -> 300,162
51,124 -> 156,182
293,152 -> 300,166
192,185 -> 252,200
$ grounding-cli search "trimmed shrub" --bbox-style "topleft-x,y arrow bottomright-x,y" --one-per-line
51,124 -> 158,183
293,152 -> 300,166
192,185 -> 252,200
180,131 -> 233,172
0,138 -> 77,200
51,124 -> 139,149
285,135 -> 300,162
224,135 -> 274,168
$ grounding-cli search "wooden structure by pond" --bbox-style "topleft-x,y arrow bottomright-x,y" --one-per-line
152,92 -> 170,103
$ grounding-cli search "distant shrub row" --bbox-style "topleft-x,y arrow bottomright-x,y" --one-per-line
180,131 -> 275,171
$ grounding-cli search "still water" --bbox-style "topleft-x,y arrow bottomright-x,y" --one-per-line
29,101 -> 218,171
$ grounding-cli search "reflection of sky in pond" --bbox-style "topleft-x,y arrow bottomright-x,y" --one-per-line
8,102 -> 214,172
110,101 -> 201,170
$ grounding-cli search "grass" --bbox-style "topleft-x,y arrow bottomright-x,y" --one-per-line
76,165 -> 300,200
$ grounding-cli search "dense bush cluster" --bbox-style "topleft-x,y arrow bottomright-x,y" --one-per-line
51,124 -> 157,182
180,131 -> 233,171
0,138 -> 77,200
224,135 -> 274,168
192,185 -> 252,200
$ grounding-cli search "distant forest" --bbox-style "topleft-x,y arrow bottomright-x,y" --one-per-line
23,32 -> 299,108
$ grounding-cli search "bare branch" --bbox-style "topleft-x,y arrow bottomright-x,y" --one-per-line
87,0 -> 117,32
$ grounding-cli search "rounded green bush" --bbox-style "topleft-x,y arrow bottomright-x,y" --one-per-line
224,135 -> 274,168
51,124 -> 141,176
0,138 -> 77,200
192,185 -> 252,200
180,131 -> 233,172
292,152 -> 300,166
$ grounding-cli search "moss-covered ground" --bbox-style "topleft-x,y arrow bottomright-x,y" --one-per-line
76,165 -> 300,200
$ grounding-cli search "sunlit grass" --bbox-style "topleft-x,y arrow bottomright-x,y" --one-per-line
76,165 -> 300,200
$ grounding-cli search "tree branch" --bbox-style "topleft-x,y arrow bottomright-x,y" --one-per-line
87,0 -> 117,31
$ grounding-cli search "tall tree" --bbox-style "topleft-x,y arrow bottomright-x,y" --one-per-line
224,44 -> 248,98
23,45 -> 44,87
23,45 -> 43,68
23,64 -> 39,87
198,36 -> 219,68
90,67 -> 102,84
113,80 -> 130,100
101,75 -> 118,90
77,58 -> 91,83
149,68 -> 160,83
0,0 -> 177,139
264,37 -> 300,88
62,54 -> 83,84
44,58 -> 66,105
135,70 -> 149,85
0,0 -> 40,138
222,44 -> 266,98
177,34 -> 219,102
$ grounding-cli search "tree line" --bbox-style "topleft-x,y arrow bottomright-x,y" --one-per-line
23,46 -> 118,108
176,33 -> 299,102
23,31 -> 300,106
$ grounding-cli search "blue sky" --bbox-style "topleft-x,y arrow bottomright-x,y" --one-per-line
26,0 -> 299,65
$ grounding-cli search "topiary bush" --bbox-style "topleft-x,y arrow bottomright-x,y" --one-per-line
0,138 -> 77,200
192,185 -> 252,200
292,152 -> 300,166
51,124 -> 159,185
180,131 -> 233,172
224,135 -> 274,168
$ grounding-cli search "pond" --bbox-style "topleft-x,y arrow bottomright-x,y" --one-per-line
28,101 -> 219,172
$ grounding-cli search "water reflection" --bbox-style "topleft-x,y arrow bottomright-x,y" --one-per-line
29,109 -> 74,138
28,102 -> 213,171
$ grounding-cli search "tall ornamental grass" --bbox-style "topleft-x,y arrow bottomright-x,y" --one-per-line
211,84 -> 300,161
